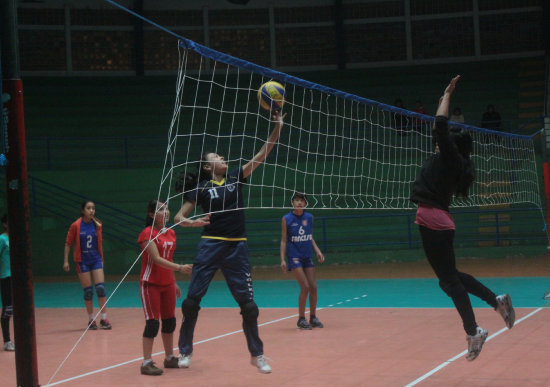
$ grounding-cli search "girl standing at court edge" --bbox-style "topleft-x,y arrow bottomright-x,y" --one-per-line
63,200 -> 112,330
138,200 -> 193,376
280,192 -> 325,330
174,110 -> 286,374
410,75 -> 515,361
0,214 -> 14,351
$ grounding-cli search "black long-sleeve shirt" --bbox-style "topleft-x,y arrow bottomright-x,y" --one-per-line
410,116 -> 466,212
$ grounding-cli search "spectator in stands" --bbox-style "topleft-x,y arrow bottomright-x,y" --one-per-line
138,199 -> 193,376
0,214 -> 14,351
480,104 -> 501,130
63,201 -> 112,330
410,75 -> 515,362
413,100 -> 427,132
393,98 -> 409,133
280,192 -> 325,330
450,107 -> 465,123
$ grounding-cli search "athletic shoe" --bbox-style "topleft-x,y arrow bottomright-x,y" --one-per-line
88,320 -> 98,330
309,316 -> 324,328
3,341 -> 15,351
495,294 -> 515,329
543,290 -> 550,300
163,356 -> 179,369
251,355 -> 272,374
297,317 -> 312,330
178,354 -> 192,368
100,319 -> 112,330
140,361 -> 163,376
466,326 -> 488,361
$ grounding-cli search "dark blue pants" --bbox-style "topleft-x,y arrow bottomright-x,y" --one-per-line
178,238 -> 263,356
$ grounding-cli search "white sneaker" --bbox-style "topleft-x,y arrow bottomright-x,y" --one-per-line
178,354 -> 192,368
466,326 -> 488,361
3,341 -> 15,351
496,294 -> 515,329
251,355 -> 272,373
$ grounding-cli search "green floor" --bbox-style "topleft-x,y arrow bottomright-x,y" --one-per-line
33,277 -> 550,309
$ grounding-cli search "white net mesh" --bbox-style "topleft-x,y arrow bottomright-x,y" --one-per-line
158,42 -> 542,218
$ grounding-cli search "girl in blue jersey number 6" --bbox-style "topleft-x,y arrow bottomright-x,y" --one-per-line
174,110 -> 286,374
280,192 -> 325,330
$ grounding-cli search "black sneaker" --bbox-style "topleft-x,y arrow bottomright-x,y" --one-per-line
88,320 -> 98,330
141,361 -> 163,376
309,316 -> 324,328
297,317 -> 312,330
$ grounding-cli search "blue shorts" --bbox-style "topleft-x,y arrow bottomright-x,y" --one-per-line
76,260 -> 103,274
287,256 -> 314,271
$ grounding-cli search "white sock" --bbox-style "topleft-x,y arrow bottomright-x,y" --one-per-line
101,313 -> 107,320
89,314 -> 94,320
142,359 -> 152,366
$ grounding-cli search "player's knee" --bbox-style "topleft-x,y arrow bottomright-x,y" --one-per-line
83,286 -> 94,301
161,317 -> 176,334
240,301 -> 259,322
439,278 -> 463,298
1,305 -> 13,318
143,319 -> 160,338
95,282 -> 106,298
181,298 -> 201,320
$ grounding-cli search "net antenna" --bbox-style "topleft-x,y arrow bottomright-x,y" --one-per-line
160,38 -> 543,220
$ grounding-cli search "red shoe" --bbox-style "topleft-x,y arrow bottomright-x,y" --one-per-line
100,319 -> 112,330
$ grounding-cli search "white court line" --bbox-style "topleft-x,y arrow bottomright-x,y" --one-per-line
404,307 -> 547,387
44,306 -> 332,386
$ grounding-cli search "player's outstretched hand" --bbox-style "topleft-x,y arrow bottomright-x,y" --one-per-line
272,110 -> 287,125
191,214 -> 210,227
179,264 -> 193,275
444,75 -> 460,96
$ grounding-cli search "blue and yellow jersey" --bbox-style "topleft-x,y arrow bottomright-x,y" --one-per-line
284,211 -> 314,259
185,166 -> 246,240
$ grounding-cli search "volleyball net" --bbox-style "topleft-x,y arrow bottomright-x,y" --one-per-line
159,38 -> 542,219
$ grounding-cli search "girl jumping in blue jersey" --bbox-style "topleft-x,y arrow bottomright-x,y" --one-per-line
174,110 -> 286,374
280,192 -> 325,330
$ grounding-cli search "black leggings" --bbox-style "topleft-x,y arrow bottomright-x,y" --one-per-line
1,277 -> 13,343
419,226 -> 497,336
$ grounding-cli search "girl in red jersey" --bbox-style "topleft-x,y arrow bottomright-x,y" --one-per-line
138,199 -> 193,376
64,201 -> 111,330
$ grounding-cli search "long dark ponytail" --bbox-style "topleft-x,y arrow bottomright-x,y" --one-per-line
175,152 -> 212,193
145,200 -> 159,227
450,129 -> 475,198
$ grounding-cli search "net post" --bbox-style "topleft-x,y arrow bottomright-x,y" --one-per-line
1,0 -> 39,385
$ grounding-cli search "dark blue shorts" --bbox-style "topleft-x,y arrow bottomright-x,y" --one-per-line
76,259 -> 103,274
287,256 -> 314,271
187,238 -> 253,304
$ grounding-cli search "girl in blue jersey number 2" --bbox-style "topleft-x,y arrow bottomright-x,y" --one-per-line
64,201 -> 112,330
174,110 -> 286,374
280,192 -> 325,330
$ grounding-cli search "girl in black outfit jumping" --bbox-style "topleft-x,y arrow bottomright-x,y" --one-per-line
410,75 -> 515,361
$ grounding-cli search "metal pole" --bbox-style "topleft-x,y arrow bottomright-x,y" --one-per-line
0,0 -> 39,385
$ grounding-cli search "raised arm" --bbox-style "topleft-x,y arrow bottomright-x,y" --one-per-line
174,200 -> 210,227
242,110 -> 286,179
435,75 -> 460,118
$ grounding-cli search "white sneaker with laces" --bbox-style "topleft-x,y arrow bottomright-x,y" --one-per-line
178,354 -> 192,368
251,355 -> 272,373
3,341 -> 15,351
466,326 -> 488,361
496,294 -> 515,329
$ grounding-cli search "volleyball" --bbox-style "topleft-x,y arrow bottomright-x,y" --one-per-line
257,81 -> 285,111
